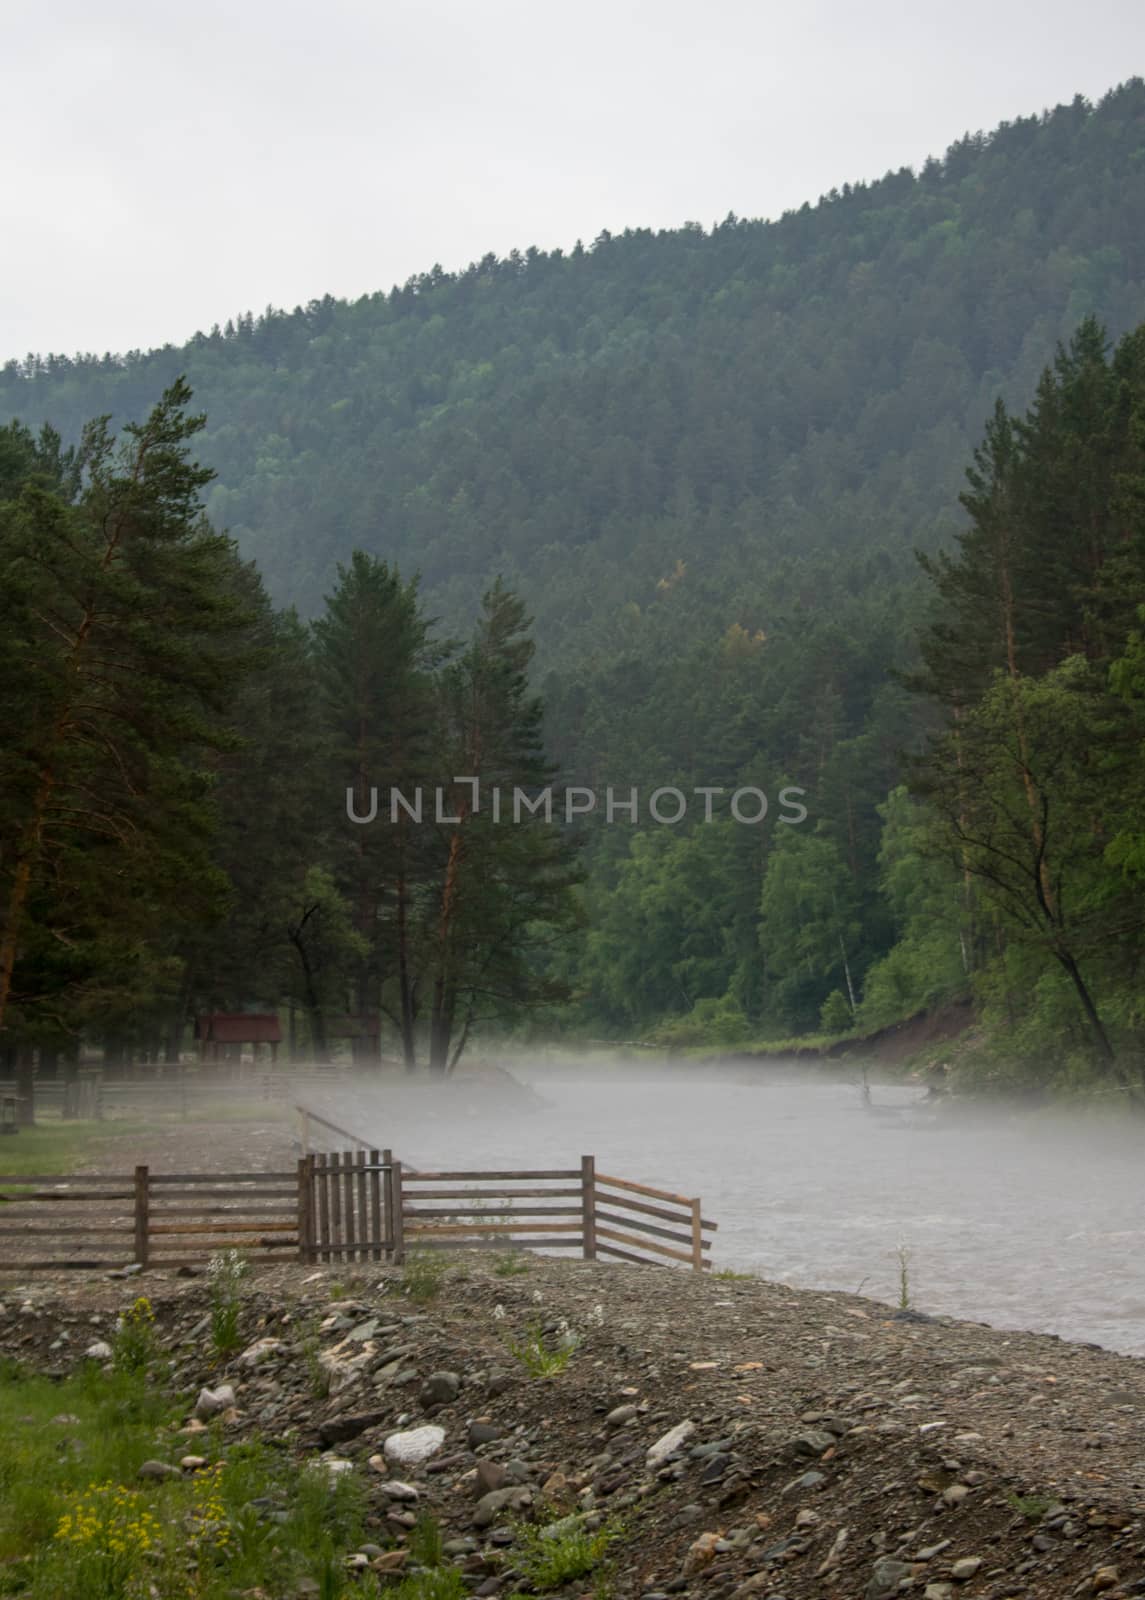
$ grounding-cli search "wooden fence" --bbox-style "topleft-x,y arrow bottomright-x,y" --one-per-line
0,1152 -> 716,1273
0,1069 -> 374,1125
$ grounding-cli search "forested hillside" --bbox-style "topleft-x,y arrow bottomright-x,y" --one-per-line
4,82 -> 1145,1082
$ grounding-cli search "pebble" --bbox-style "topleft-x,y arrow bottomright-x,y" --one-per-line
647,1419 -> 696,1468
950,1556 -> 983,1580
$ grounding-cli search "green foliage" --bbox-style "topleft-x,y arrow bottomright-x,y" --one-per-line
408,1509 -> 445,1567
387,1570 -> 466,1600
0,1356 -> 377,1600
1007,1492 -> 1054,1521
508,1516 -> 624,1590
207,1249 -> 250,1357
819,989 -> 853,1033
907,317 -> 1145,1087
0,380 -> 258,1047
503,1319 -> 578,1378
493,1251 -> 531,1277
401,1251 -> 449,1303
111,1298 -> 157,1375
760,831 -> 861,1030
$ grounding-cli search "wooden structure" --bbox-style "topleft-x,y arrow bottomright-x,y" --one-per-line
0,1148 -> 716,1273
194,1013 -> 282,1063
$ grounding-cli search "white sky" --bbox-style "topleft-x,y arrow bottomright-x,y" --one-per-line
4,0 -> 1143,359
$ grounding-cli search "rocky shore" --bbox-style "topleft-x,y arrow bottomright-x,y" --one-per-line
3,1255 -> 1145,1599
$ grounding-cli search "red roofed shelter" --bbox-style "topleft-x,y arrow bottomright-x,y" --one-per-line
195,1013 -> 281,1064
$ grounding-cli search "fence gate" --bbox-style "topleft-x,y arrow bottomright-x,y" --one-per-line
301,1149 -> 395,1264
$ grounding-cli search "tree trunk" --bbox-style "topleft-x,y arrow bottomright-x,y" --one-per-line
15,1047 -> 35,1128
1053,947 -> 1124,1078
396,869 -> 417,1072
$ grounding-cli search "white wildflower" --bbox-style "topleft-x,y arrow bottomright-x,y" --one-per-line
531,1289 -> 544,1304
587,1303 -> 605,1327
492,1304 -> 506,1322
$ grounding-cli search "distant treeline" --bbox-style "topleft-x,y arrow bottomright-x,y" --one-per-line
3,82 -> 1145,1084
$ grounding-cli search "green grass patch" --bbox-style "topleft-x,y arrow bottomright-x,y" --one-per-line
400,1250 -> 449,1304
507,1516 -> 623,1591
493,1252 -> 531,1277
0,1122 -> 107,1182
0,1360 -> 379,1599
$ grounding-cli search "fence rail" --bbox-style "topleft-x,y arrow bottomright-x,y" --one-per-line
0,1150 -> 716,1273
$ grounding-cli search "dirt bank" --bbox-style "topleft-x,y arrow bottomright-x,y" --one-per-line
3,1251 -> 1144,1599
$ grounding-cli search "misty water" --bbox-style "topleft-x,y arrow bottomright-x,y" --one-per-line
327,1059 -> 1145,1357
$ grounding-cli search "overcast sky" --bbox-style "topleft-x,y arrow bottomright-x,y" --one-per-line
4,0 -> 1142,360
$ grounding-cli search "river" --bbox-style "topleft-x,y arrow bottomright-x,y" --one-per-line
331,1057 -> 1145,1357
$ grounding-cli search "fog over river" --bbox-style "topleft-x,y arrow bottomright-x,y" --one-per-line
326,1059 -> 1145,1358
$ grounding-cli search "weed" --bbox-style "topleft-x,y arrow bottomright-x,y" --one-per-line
1007,1491 -> 1053,1521
408,1508 -> 445,1567
895,1244 -> 912,1310
509,1516 -> 623,1590
402,1250 -> 448,1304
503,1319 -> 578,1378
389,1570 -> 467,1600
111,1297 -> 157,1373
298,1323 -> 332,1399
207,1248 -> 250,1357
328,1280 -> 347,1300
712,1268 -> 754,1281
493,1251 -> 530,1277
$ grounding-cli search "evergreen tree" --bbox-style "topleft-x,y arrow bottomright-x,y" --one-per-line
0,381 -> 255,1070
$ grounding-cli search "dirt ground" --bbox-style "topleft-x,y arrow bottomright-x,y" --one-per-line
3,1225 -> 1145,1594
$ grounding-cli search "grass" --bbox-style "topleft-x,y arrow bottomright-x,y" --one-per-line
401,1250 -> 449,1303
298,1321 -> 332,1398
388,1572 -> 466,1600
506,1516 -> 624,1591
1007,1491 -> 1054,1521
712,1267 -> 755,1281
493,1251 -> 531,1277
0,1358 -> 381,1599
407,1509 -> 445,1567
0,1121 -> 111,1181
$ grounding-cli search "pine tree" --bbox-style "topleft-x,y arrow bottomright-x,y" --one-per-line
312,552 -> 440,1066
424,582 -> 581,1074
0,380 -> 255,1060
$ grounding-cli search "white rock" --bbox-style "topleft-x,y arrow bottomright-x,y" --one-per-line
370,1476 -> 420,1501
194,1384 -> 236,1419
383,1424 -> 446,1466
646,1419 -> 696,1469
238,1337 -> 285,1368
84,1341 -> 113,1361
323,1457 -> 355,1477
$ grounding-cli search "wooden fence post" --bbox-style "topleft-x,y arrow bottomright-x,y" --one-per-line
581,1154 -> 596,1260
296,1156 -> 313,1263
133,1165 -> 150,1268
368,1149 -> 383,1262
690,1197 -> 703,1273
391,1160 -> 405,1265
380,1148 -> 393,1262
